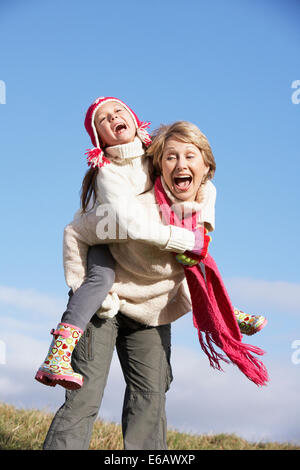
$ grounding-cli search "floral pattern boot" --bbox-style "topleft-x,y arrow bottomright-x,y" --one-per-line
35,323 -> 84,390
234,308 -> 267,336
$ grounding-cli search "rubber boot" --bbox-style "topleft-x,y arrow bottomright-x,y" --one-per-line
35,323 -> 84,390
234,308 -> 267,336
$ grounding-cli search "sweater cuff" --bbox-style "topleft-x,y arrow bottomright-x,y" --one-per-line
163,225 -> 195,253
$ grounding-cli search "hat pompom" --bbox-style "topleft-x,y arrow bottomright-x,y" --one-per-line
137,121 -> 152,147
85,148 -> 111,169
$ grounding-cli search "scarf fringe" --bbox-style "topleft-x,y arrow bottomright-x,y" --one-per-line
197,330 -> 229,371
188,265 -> 269,387
196,325 -> 268,386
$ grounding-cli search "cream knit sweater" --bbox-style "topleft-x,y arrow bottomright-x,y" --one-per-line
63,138 -> 216,325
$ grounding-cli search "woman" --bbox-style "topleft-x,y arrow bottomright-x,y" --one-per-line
43,121 -> 215,450
43,121 -> 267,450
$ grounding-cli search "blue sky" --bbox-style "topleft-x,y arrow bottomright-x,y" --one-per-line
0,0 -> 300,445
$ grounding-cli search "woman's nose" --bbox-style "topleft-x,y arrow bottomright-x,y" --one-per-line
176,156 -> 187,169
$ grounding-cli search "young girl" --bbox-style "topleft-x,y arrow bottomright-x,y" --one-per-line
35,97 -> 266,391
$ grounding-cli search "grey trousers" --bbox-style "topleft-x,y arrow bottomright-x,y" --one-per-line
61,245 -> 115,332
43,313 -> 173,450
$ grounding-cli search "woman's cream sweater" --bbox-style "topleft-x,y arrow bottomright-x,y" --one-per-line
63,138 -> 216,325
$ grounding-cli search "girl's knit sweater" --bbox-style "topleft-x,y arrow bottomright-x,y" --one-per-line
63,138 -> 216,326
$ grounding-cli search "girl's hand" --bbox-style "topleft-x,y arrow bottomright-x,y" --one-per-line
175,228 -> 212,266
190,227 -> 211,259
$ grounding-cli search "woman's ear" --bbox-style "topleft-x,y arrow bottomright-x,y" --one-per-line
204,165 -> 210,176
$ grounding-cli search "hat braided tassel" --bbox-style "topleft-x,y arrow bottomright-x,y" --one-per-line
137,121 -> 152,147
85,148 -> 111,169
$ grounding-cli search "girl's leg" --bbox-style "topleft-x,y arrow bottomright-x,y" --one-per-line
62,244 -> 115,331
116,314 -> 172,450
35,245 -> 115,389
43,315 -> 118,450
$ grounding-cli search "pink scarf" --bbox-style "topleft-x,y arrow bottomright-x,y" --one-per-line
155,177 -> 268,387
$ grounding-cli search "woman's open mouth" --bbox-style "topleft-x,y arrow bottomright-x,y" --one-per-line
173,175 -> 192,192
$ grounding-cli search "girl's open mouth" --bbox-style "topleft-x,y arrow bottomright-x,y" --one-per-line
114,123 -> 127,135
173,176 -> 192,192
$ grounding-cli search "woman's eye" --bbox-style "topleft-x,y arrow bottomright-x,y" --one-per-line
186,155 -> 195,159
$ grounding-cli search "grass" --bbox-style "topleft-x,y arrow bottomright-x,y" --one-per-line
0,402 -> 299,450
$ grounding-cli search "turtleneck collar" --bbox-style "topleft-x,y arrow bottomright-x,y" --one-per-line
104,137 -> 144,163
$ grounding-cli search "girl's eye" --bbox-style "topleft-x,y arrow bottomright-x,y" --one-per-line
186,154 -> 195,159
166,155 -> 176,160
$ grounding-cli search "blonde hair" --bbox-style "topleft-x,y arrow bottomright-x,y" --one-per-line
146,121 -> 216,184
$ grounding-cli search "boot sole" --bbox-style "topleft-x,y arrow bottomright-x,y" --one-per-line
35,370 -> 83,390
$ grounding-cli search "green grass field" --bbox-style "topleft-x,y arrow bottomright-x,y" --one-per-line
0,402 -> 299,450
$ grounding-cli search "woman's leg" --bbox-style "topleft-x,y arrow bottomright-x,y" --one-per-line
116,315 -> 173,450
61,244 -> 115,331
43,314 -> 118,450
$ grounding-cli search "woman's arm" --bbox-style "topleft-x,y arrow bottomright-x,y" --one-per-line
63,223 -> 90,292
